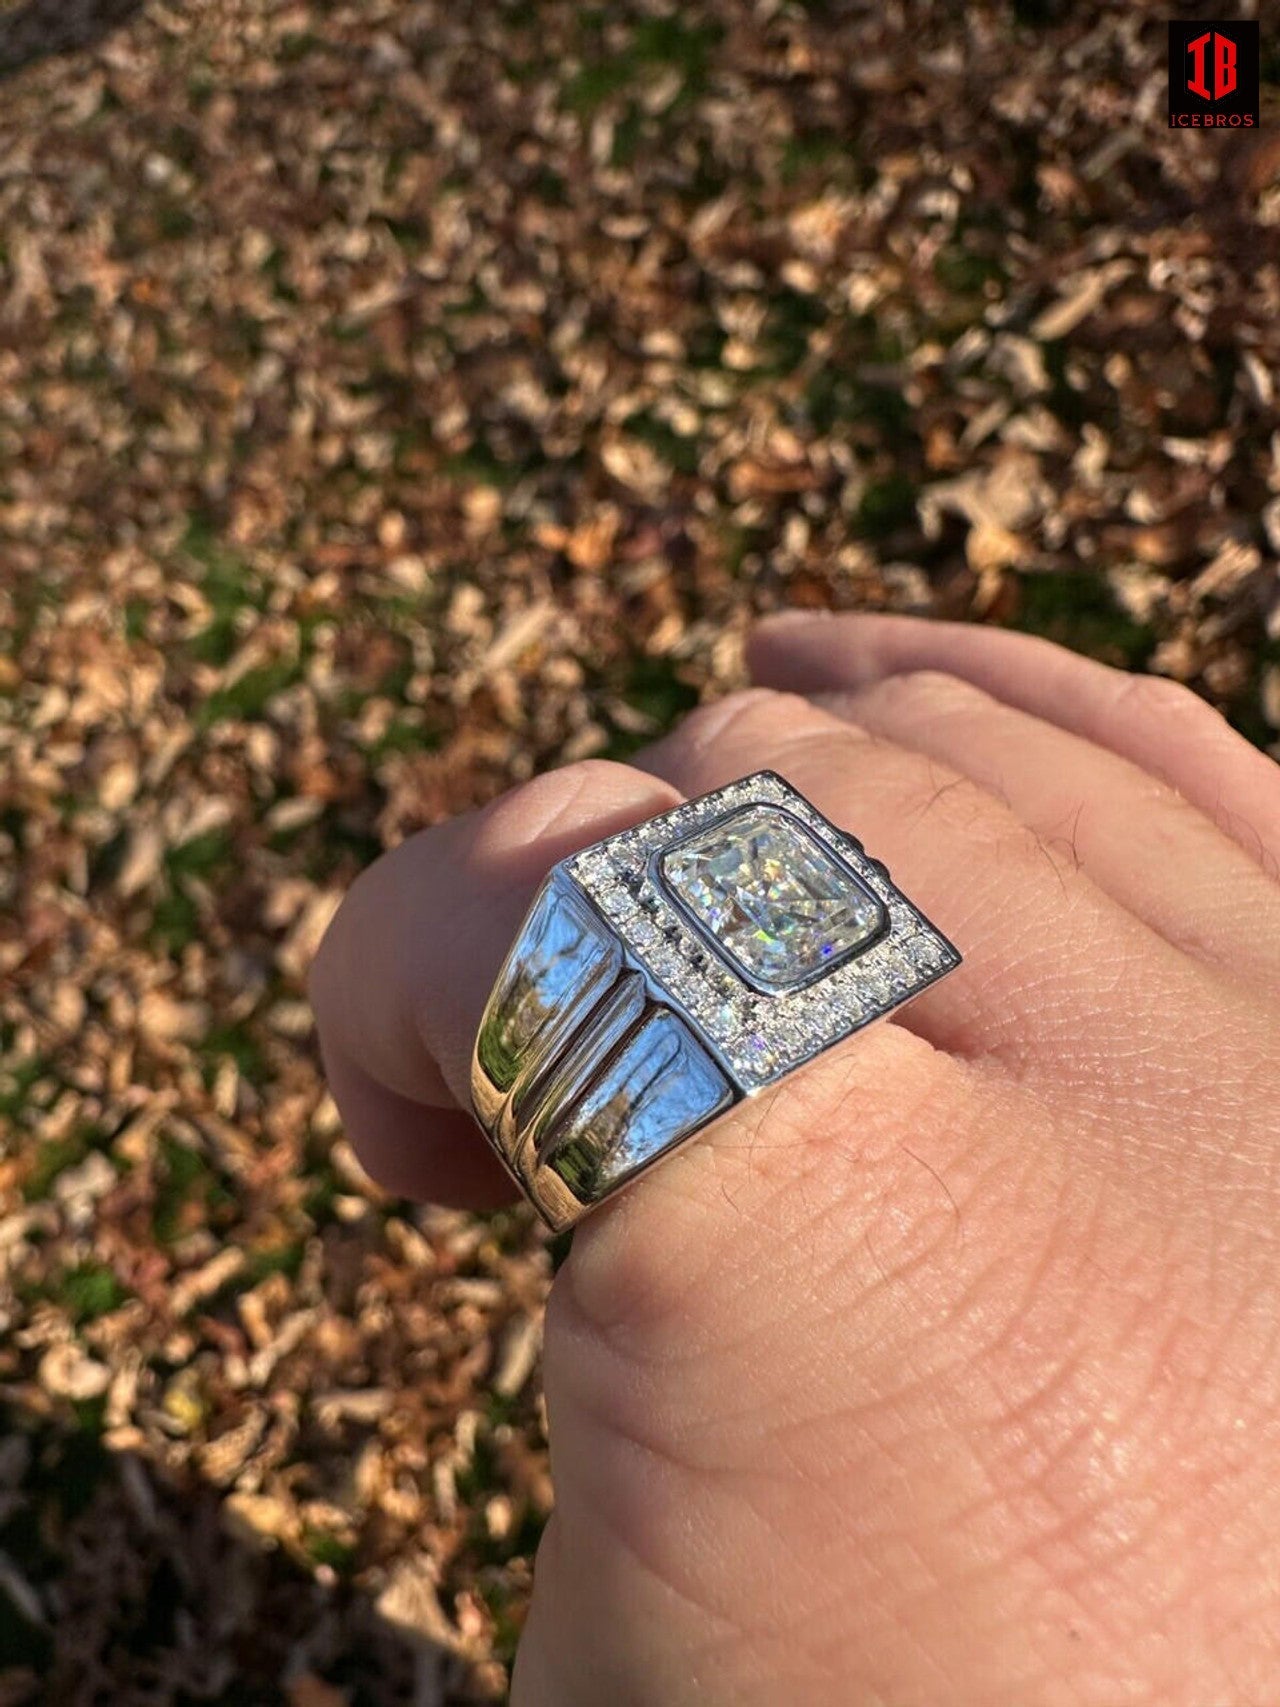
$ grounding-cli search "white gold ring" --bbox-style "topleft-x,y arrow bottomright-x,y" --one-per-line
470,769 -> 962,1230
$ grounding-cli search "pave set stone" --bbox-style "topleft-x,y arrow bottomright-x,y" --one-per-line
564,770 -> 960,1091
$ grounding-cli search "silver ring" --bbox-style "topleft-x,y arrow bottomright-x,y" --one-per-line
470,769 -> 962,1231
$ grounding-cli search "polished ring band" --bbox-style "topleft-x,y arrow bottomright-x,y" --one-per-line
470,768 -> 962,1232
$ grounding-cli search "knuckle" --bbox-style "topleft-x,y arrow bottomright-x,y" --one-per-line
867,668 -> 989,720
479,757 -> 676,849
675,686 -> 814,755
524,756 -> 646,814
1109,670 -> 1216,728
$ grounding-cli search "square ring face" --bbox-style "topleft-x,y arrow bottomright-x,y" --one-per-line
564,769 -> 961,1093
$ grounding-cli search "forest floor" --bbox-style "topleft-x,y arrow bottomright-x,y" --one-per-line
1,1 -> 1277,1701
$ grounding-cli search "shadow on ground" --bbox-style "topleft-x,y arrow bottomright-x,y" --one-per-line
0,1400 -> 467,1707
0,0 -> 146,79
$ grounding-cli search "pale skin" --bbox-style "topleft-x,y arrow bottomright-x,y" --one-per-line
309,611 -> 1280,1704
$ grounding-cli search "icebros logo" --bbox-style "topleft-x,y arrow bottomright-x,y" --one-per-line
1168,20 -> 1260,127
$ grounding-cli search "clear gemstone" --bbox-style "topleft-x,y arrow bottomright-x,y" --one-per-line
658,804 -> 886,991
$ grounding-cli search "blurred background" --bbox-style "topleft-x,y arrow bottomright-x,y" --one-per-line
0,0 -> 1276,1701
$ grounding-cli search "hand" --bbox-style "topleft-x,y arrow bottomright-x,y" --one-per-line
309,612 -> 1280,1705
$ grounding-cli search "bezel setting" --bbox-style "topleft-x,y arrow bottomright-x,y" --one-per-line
654,799 -> 890,995
564,768 -> 961,1092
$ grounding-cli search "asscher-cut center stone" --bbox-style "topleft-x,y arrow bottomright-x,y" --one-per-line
658,803 -> 886,991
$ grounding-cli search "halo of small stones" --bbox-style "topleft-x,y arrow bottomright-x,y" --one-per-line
564,770 -> 961,1091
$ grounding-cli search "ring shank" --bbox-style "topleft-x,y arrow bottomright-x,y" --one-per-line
470,867 -> 739,1230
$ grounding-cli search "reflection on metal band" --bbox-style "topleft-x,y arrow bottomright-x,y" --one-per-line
511,968 -> 650,1165
471,870 -> 622,1132
470,868 -> 739,1230
537,1007 -> 734,1201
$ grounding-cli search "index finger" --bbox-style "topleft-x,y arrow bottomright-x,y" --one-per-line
308,761 -> 681,1206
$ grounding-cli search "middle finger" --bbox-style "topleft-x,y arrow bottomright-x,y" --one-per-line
808,672 -> 1280,994
632,690 -> 1268,1103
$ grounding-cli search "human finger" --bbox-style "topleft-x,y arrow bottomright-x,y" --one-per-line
748,611 -> 1280,880
630,689 -> 1273,1139
320,1048 -> 518,1208
309,761 -> 681,1206
801,672 -> 1280,991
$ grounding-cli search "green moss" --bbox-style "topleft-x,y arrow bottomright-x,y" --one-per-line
383,213 -> 432,253
302,1528 -> 359,1574
465,1489 -> 547,1573
528,165 -> 568,205
477,1575 -> 528,1665
377,649 -> 415,701
1039,338 -> 1118,435
302,1169 -> 341,1228
59,1263 -> 129,1323
303,813 -> 384,880
179,519 -> 266,666
166,830 -> 234,881
153,1136 -> 227,1246
855,474 -> 918,538
24,1138 -> 82,1201
1010,569 -> 1154,669
781,125 -> 846,182
563,57 -> 633,113
564,15 -> 723,114
454,1426 -> 499,1504
72,1394 -> 109,1436
260,244 -> 299,304
632,15 -> 723,81
24,1129 -> 94,1203
602,654 -> 700,758
0,1050 -> 50,1123
621,408 -> 699,476
933,243 -> 1005,296
364,717 -> 442,760
187,611 -> 242,662
278,30 -> 325,63
200,1021 -> 266,1083
442,434 -> 549,490
194,657 -> 300,728
156,200 -> 197,242
611,102 -> 646,166
688,326 -> 730,373
757,285 -> 828,376
243,1240 -> 307,1286
806,366 -> 912,439
149,890 -> 201,954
